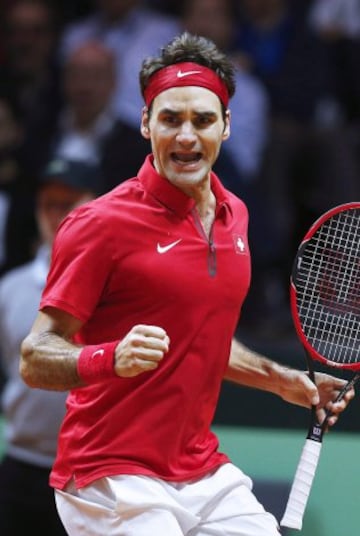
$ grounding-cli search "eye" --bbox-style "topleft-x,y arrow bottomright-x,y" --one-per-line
162,114 -> 180,126
194,115 -> 214,128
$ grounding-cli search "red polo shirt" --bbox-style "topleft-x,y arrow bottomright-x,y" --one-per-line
41,155 -> 251,489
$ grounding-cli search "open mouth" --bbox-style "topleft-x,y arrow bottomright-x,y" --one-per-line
171,152 -> 202,165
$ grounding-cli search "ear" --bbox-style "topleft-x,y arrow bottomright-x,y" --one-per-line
222,109 -> 231,141
140,107 -> 151,139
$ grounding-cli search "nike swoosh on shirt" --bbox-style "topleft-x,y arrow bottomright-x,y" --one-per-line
157,239 -> 182,254
176,70 -> 202,78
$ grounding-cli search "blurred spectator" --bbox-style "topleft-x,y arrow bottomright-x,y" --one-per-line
0,157 -> 101,535
309,0 -> 360,39
50,39 -> 150,190
234,0 -> 341,125
308,0 -> 360,125
0,0 -> 63,177
0,92 -> 38,275
232,0 -> 360,334
59,0 -> 179,128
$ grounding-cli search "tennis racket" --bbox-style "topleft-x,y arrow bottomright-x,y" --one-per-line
280,201 -> 360,531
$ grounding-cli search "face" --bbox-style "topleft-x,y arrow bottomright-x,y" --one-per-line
5,1 -> 55,77
141,86 -> 230,194
64,44 -> 115,125
36,182 -> 94,246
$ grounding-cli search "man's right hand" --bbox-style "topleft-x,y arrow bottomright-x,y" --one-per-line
114,324 -> 170,377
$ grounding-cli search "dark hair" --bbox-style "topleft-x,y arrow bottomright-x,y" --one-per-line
139,32 -> 236,108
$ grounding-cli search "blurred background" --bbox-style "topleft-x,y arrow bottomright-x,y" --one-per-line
0,1 -> 359,534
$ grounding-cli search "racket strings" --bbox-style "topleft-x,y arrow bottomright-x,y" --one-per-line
295,208 -> 360,365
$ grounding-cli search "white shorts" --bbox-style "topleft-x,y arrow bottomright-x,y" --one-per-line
55,463 -> 281,535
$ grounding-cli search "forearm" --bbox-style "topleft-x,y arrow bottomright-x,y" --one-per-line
224,338 -> 289,398
225,338 -> 354,417
20,331 -> 84,391
20,318 -> 170,391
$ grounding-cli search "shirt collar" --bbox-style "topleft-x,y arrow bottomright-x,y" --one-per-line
138,154 -> 232,221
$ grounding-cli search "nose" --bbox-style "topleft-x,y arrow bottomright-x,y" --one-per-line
176,121 -> 197,145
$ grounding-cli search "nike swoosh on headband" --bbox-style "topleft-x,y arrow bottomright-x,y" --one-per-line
176,69 -> 202,78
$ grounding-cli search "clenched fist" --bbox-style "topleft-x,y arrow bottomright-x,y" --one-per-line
114,324 -> 170,377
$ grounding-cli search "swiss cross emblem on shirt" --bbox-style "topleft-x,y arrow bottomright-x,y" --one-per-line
233,234 -> 247,255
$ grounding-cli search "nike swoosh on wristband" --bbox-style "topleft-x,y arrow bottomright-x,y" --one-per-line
157,239 -> 182,254
92,349 -> 105,358
177,70 -> 202,78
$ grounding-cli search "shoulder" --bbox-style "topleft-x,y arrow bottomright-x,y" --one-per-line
56,178 -> 141,235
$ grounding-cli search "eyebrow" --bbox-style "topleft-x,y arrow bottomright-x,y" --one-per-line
159,108 -> 218,119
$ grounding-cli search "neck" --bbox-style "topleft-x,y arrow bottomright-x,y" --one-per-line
195,189 -> 216,238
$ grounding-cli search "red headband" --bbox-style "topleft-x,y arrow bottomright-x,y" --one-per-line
143,62 -> 229,108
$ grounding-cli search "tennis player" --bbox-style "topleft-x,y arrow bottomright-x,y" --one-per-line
20,32 -> 353,536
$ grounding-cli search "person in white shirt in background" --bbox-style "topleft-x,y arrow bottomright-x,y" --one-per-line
0,157 -> 102,536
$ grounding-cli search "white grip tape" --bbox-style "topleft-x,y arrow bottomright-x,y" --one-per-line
280,439 -> 322,530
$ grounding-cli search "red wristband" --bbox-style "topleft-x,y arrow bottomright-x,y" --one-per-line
77,340 -> 119,384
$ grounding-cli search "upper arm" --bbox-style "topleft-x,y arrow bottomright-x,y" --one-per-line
31,306 -> 84,340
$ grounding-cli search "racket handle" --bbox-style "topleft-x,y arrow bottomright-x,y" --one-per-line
280,438 -> 322,530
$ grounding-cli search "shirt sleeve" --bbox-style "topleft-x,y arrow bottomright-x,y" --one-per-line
40,205 -> 113,322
